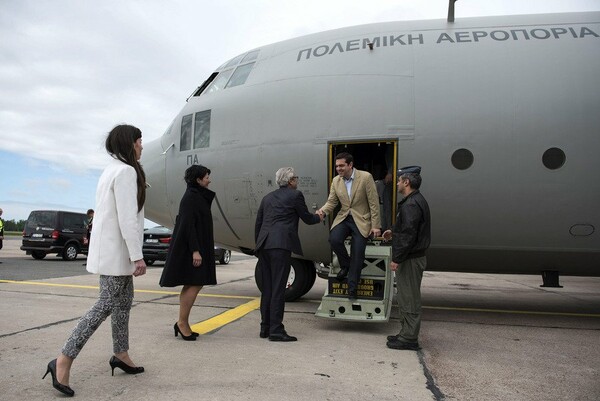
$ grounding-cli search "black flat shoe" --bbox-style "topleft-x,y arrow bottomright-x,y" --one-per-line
387,334 -> 399,342
269,332 -> 297,342
174,322 -> 196,341
259,330 -> 269,339
109,356 -> 144,376
43,359 -> 74,397
336,268 -> 348,281
386,338 -> 420,351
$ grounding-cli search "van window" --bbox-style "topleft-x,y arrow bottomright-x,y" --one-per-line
64,213 -> 86,230
26,211 -> 56,228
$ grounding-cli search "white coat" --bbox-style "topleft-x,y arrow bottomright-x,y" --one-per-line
86,158 -> 144,276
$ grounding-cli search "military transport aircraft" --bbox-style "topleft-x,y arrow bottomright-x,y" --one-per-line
141,10 -> 600,300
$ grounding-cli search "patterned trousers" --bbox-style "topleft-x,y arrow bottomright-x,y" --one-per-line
62,275 -> 133,358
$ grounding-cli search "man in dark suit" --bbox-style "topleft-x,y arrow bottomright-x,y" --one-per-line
255,167 -> 322,342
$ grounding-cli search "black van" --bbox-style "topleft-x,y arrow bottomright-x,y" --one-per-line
21,210 -> 89,261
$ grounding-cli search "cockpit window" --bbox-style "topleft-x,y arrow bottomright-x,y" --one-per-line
179,111 -> 211,151
204,69 -> 234,94
222,54 -> 246,69
194,49 -> 260,97
226,62 -> 255,88
163,119 -> 175,136
241,50 -> 259,63
180,114 -> 193,151
193,110 -> 211,149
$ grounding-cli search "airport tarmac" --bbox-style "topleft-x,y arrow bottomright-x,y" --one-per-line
1,237 -> 599,400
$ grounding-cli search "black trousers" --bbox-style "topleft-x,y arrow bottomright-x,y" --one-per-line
329,215 -> 367,292
258,248 -> 291,335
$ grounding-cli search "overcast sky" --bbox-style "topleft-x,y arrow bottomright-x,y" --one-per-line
1,0 -> 599,223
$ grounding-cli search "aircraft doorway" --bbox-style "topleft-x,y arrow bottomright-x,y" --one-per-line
328,140 -> 397,232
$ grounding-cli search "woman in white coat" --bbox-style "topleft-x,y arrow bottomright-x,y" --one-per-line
43,125 -> 147,397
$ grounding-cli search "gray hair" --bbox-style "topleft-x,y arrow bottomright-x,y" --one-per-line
275,167 -> 296,187
399,173 -> 422,189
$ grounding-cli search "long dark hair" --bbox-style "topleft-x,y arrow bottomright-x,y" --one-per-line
105,124 -> 146,212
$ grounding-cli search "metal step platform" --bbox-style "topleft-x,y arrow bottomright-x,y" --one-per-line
315,240 -> 393,322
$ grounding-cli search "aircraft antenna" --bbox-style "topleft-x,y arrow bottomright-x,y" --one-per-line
447,0 -> 457,22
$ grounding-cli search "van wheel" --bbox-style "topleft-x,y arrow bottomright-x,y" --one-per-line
32,251 -> 46,260
254,258 -> 315,301
219,249 -> 231,265
144,259 -> 155,266
62,244 -> 79,261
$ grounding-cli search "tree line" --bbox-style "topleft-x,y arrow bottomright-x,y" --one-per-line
2,219 -> 26,232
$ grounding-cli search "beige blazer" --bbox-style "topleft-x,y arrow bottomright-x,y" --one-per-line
321,169 -> 381,237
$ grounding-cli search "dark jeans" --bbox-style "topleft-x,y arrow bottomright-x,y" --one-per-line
258,248 -> 292,335
329,215 -> 367,292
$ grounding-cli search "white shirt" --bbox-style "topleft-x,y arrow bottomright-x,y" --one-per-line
344,168 -> 355,198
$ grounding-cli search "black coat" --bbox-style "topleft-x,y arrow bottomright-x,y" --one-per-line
159,183 -> 216,287
255,186 -> 321,255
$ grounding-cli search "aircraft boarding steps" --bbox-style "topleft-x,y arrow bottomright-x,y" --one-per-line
315,239 -> 394,322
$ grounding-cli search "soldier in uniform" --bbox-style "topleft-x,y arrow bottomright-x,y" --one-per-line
383,166 -> 431,350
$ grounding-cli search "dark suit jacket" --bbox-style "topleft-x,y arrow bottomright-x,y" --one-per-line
255,186 -> 321,255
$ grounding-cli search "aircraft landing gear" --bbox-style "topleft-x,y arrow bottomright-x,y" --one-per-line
540,270 -> 563,288
254,258 -> 316,301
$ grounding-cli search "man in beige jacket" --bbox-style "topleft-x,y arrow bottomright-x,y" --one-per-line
317,152 -> 381,301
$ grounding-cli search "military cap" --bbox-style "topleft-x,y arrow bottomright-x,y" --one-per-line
397,166 -> 421,175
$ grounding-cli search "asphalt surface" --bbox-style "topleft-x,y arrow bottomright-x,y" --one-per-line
1,237 -> 599,400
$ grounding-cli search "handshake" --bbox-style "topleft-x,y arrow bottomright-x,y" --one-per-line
315,209 -> 325,222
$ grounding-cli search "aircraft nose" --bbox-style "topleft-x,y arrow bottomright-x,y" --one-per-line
140,137 -> 169,224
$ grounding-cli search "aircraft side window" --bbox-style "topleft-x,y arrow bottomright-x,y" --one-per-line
193,110 -> 211,149
180,114 -> 193,151
226,62 -> 255,88
451,148 -> 474,170
542,147 -> 566,170
204,69 -> 234,95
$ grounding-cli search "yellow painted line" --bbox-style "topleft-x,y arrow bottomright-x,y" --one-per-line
0,279 -> 254,300
423,305 -> 600,318
2,279 -> 598,318
191,298 -> 261,335
0,279 -> 98,290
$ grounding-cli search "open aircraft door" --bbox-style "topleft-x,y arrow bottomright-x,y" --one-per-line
316,140 -> 398,322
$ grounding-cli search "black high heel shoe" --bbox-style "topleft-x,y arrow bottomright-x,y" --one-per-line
173,322 -> 196,341
43,359 -> 74,397
109,356 -> 144,376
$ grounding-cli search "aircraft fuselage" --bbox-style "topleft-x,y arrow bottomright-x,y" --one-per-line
142,12 -> 600,278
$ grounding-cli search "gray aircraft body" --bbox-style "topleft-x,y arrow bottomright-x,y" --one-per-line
141,12 -> 600,298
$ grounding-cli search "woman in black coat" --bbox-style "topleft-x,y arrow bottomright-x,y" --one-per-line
159,165 -> 216,341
